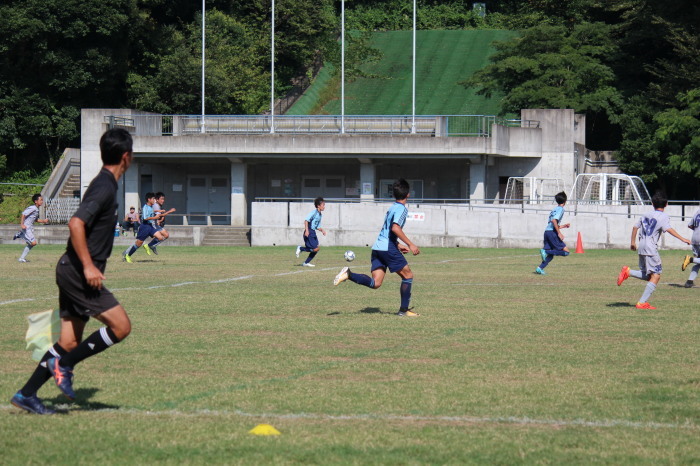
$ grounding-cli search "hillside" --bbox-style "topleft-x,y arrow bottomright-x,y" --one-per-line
286,29 -> 515,116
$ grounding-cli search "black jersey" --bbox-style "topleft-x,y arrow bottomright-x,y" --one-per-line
65,168 -> 118,265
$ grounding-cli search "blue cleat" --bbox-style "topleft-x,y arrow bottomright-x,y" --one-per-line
535,267 -> 546,275
150,245 -> 158,255
10,391 -> 56,415
47,357 -> 76,400
539,248 -> 547,262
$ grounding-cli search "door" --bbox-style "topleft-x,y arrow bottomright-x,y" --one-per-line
187,176 -> 231,225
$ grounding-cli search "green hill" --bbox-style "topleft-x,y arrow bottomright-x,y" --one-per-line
286,29 -> 515,116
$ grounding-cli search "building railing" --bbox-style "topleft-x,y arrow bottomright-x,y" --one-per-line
105,114 -> 539,138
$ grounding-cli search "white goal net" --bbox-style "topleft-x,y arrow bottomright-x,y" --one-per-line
570,174 -> 650,205
503,177 -> 565,204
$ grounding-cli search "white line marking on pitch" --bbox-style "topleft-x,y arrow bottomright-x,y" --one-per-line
0,404 -> 695,430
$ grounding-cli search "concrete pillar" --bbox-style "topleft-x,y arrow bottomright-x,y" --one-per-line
469,157 -> 486,203
123,164 -> 140,216
360,162 -> 375,201
231,161 -> 247,226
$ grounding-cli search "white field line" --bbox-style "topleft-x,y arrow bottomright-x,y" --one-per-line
0,404 -> 696,430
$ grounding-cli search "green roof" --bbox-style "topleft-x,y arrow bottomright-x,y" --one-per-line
287,29 -> 515,116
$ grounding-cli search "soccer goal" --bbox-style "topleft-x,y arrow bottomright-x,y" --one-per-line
570,173 -> 651,205
503,177 -> 566,204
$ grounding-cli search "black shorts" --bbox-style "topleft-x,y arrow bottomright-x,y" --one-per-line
56,254 -> 119,322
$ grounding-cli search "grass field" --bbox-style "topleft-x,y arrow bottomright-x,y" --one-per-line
288,30 -> 514,116
1,244 -> 698,464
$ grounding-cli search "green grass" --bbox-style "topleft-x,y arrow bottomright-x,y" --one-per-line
1,245 -> 699,464
287,30 -> 515,116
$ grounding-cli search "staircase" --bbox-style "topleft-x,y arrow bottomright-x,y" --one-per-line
202,226 -> 251,246
60,174 -> 81,198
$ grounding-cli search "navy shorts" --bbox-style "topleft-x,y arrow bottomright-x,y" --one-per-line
56,255 -> 119,322
304,230 -> 319,249
136,223 -> 159,241
371,244 -> 408,273
543,230 -> 567,252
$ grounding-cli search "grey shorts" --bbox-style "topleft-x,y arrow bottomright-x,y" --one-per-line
638,254 -> 662,276
56,255 -> 119,322
692,243 -> 700,257
23,227 -> 36,244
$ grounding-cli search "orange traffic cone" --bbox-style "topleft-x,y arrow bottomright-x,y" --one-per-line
575,232 -> 584,254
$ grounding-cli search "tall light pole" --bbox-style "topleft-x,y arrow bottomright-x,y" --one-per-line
270,0 -> 276,133
411,0 -> 416,134
341,0 -> 345,134
201,0 -> 206,133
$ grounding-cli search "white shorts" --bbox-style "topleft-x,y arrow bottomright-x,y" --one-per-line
23,227 -> 36,244
692,243 -> 700,257
638,254 -> 662,276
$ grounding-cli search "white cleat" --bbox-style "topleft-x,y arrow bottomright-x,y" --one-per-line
295,246 -> 301,258
302,262 -> 315,267
334,266 -> 349,286
18,258 -> 28,263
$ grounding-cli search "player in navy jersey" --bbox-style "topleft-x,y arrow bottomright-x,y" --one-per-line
681,206 -> 700,288
617,192 -> 690,309
333,179 -> 421,316
535,191 -> 570,275
14,194 -> 49,262
295,197 -> 326,267
10,128 -> 134,414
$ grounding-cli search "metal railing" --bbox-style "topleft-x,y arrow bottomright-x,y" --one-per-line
106,114 -> 540,138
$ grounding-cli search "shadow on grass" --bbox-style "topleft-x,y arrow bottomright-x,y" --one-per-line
326,307 -> 384,316
606,302 -> 635,308
667,283 -> 694,288
46,387 -> 121,412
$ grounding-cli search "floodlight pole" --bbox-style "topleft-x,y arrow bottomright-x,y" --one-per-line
341,0 -> 345,134
270,0 -> 275,134
201,0 -> 206,134
411,0 -> 416,134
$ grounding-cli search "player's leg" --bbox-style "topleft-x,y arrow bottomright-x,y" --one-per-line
537,232 -> 555,273
302,232 -> 319,266
636,256 -> 661,309
147,228 -> 169,253
396,265 -> 417,316
19,230 -> 37,262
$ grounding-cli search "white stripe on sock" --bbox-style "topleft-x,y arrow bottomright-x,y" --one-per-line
100,327 -> 115,347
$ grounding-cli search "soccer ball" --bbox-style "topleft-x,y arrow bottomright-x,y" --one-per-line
344,250 -> 355,262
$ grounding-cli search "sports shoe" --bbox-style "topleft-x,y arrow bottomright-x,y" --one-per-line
295,246 -> 301,258
143,243 -> 153,256
150,246 -> 158,255
539,248 -> 547,262
18,258 -> 28,263
302,262 -> 315,267
397,308 -> 420,317
13,231 -> 25,240
535,267 -> 546,275
125,254 -> 133,264
617,266 -> 630,286
635,302 -> 656,310
682,255 -> 692,271
334,266 -> 350,286
47,357 -> 76,400
10,391 -> 56,415
685,280 -> 694,288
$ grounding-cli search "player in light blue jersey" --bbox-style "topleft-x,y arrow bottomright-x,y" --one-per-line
122,192 -> 166,263
617,192 -> 690,309
14,194 -> 49,262
295,197 -> 326,267
681,206 -> 700,288
334,179 -> 421,316
536,191 -> 571,275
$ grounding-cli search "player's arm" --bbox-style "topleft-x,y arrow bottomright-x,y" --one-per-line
666,228 -> 691,245
38,217 -> 49,224
20,213 -> 27,229
68,216 -> 105,290
391,223 -> 420,255
630,226 -> 638,251
303,220 -> 310,237
552,218 -> 565,240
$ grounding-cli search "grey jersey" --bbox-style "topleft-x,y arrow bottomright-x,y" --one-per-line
634,210 -> 671,256
689,208 -> 700,245
22,205 -> 39,229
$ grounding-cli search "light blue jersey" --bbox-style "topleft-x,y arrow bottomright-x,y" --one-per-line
545,206 -> 565,231
372,202 -> 408,251
142,204 -> 156,225
305,209 -> 322,230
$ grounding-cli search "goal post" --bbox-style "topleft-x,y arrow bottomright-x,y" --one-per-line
570,174 -> 651,205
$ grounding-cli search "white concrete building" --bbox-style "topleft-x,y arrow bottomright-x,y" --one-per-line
79,108 -> 586,226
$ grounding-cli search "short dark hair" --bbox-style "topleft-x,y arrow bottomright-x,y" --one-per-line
32,193 -> 42,203
554,191 -> 567,205
155,192 -> 165,199
392,179 -> 410,200
100,128 -> 133,165
652,191 -> 668,209
144,192 -> 155,202
314,197 -> 324,207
